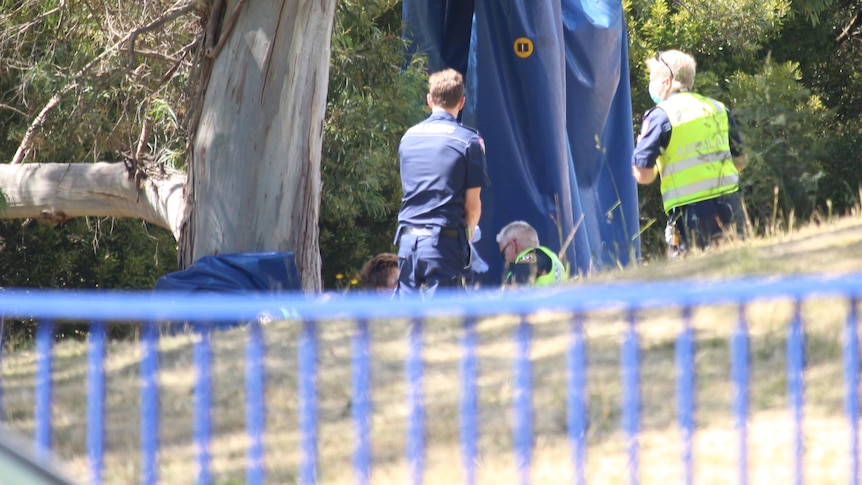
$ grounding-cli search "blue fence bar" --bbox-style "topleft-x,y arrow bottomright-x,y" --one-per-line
567,314 -> 587,485
513,317 -> 533,485
140,321 -> 160,485
787,301 -> 805,485
622,310 -> 640,485
844,299 -> 860,485
34,319 -> 54,455
0,318 -> 4,418
193,326 -> 213,485
459,317 -> 478,485
406,318 -> 425,485
731,305 -> 750,485
246,320 -> 266,485
298,319 -> 318,485
675,307 -> 695,485
87,321 -> 106,485
351,319 -> 371,485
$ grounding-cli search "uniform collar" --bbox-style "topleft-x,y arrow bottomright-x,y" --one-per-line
428,110 -> 457,122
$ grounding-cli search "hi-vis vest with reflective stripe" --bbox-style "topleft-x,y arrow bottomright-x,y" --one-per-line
656,92 -> 740,213
514,246 -> 567,286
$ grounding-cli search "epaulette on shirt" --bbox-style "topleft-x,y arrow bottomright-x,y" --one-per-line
458,124 -> 485,152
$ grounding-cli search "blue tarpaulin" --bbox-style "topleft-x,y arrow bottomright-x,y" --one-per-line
154,252 -> 301,293
403,0 -> 640,284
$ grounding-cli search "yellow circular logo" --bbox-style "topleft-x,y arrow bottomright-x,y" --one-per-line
514,37 -> 534,59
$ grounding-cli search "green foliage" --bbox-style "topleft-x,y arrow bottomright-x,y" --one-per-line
0,1 -> 192,166
727,58 -> 833,229
0,218 -> 177,342
816,130 -> 862,212
626,0 -> 862,258
319,0 -> 428,288
0,1 -> 189,299
786,0 -> 838,24
0,218 -> 177,289
626,0 -> 789,60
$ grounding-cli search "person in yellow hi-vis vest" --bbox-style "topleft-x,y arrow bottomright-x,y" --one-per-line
496,221 -> 567,286
632,49 -> 749,258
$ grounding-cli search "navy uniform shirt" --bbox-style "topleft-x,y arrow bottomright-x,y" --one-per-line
397,111 -> 489,229
632,92 -> 745,170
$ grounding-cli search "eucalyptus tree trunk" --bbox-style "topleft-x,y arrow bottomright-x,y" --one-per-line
181,0 -> 335,291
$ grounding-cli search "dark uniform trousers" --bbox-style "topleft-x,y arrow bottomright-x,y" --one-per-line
397,227 -> 469,298
669,191 -> 745,254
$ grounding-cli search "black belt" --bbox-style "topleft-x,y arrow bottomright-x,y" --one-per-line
402,227 -> 460,238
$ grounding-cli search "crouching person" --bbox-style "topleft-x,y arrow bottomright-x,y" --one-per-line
497,221 -> 567,286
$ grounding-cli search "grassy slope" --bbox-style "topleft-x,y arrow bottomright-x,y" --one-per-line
2,213 -> 862,484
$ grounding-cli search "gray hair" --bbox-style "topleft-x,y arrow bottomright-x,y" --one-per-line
646,49 -> 696,91
496,220 -> 540,248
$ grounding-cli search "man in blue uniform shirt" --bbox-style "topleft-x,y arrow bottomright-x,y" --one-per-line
395,68 -> 490,297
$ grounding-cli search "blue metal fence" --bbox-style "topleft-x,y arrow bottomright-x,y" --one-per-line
0,273 -> 860,485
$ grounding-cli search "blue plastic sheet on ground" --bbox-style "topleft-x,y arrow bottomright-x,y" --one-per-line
402,0 -> 641,284
154,252 -> 301,332
154,252 -> 301,293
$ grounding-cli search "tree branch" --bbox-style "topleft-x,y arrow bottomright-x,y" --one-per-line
0,103 -> 28,117
836,10 -> 861,46
0,162 -> 186,239
127,2 -> 198,70
11,36 -> 128,165
5,0 -> 66,38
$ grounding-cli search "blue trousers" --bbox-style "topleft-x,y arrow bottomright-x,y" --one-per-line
669,192 -> 744,253
396,233 -> 470,298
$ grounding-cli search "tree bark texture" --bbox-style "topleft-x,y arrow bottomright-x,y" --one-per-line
181,0 -> 335,291
0,162 -> 186,238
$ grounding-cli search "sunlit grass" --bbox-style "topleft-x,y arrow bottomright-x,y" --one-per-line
2,212 -> 862,484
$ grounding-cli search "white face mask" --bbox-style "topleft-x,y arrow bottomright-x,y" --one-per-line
648,79 -> 664,104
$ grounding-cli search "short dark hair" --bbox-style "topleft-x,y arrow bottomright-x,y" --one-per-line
358,253 -> 398,289
428,68 -> 465,109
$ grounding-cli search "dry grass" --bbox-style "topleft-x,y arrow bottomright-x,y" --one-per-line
3,212 -> 862,484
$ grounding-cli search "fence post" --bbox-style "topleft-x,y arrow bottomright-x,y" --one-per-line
460,317 -> 478,485
622,310 -> 640,485
786,301 -> 805,485
140,321 -> 160,485
87,321 -> 107,485
731,305 -> 750,485
844,298 -> 859,485
193,325 -> 213,485
352,319 -> 371,485
676,307 -> 695,485
0,317 -> 5,419
247,319 -> 267,485
513,317 -> 532,485
406,318 -> 424,485
567,313 -> 587,485
299,319 -> 318,485
34,319 -> 54,456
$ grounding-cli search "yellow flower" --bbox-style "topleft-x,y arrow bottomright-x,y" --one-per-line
336,273 -> 344,280
350,278 -> 358,285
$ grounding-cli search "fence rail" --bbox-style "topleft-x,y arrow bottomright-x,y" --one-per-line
0,273 -> 860,485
